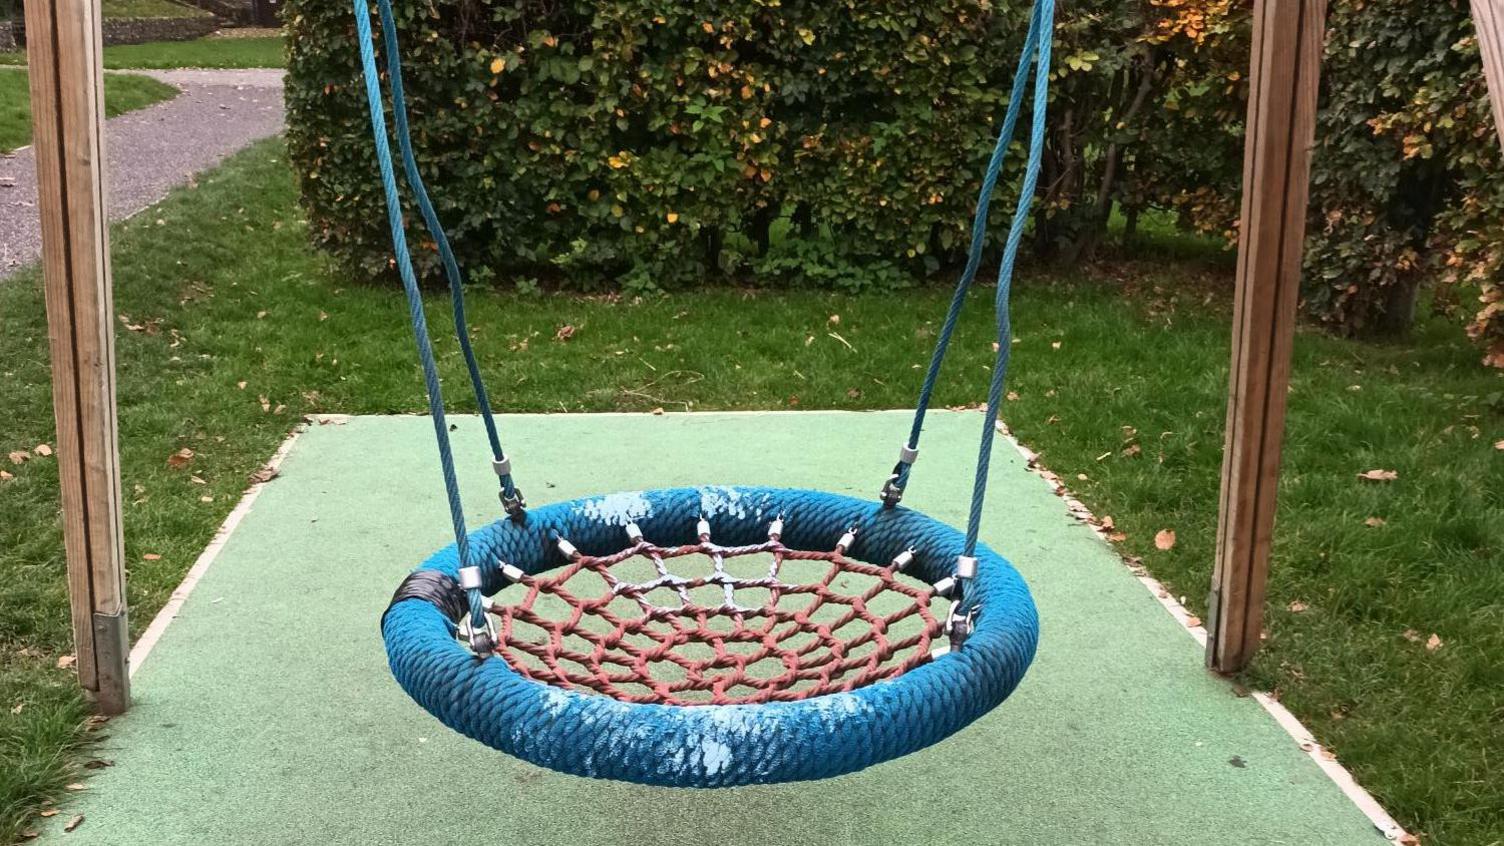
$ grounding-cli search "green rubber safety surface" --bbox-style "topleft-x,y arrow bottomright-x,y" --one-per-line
42,412 -> 1385,844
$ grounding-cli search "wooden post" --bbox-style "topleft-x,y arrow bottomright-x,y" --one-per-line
25,0 -> 130,713
1473,0 -> 1504,149
1207,0 -> 1326,674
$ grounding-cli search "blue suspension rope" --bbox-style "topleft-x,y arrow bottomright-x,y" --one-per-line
888,0 -> 1055,563
371,0 -> 523,515
355,0 -> 1054,628
353,0 -> 488,632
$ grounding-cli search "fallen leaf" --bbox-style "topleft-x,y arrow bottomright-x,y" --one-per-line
1107,532 -> 1127,543
64,783 -> 84,791
56,655 -> 76,670
34,443 -> 52,457
1402,629 -> 1422,643
190,475 -> 207,485
10,702 -> 22,715
1100,515 -> 1115,530
555,324 -> 576,342
236,381 -> 247,390
318,311 -> 329,322
8,450 -> 28,465
1495,439 -> 1503,451
200,496 -> 214,503
1364,516 -> 1386,527
259,395 -> 271,413
1288,600 -> 1309,613
1186,615 -> 1202,627
1357,469 -> 1398,482
1155,529 -> 1177,550
845,388 -> 862,399
166,448 -> 194,469
248,466 -> 279,484
1426,633 -> 1443,652
256,310 -> 267,319
651,407 -> 664,416
0,470 -> 13,481
39,809 -> 57,818
1122,443 -> 1142,458
827,314 -> 840,326
64,814 -> 84,832
82,759 -> 112,770
142,553 -> 162,561
1006,391 -> 1019,401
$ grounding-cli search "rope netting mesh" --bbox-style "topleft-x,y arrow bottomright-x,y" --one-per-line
485,520 -> 946,706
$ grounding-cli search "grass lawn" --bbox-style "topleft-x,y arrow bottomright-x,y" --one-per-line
0,69 -> 178,153
0,35 -> 284,70
0,138 -> 1500,844
100,0 -> 211,17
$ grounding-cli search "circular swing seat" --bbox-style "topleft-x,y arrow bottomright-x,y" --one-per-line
382,486 -> 1039,787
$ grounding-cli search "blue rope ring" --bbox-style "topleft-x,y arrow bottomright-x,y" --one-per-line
382,487 -> 1039,786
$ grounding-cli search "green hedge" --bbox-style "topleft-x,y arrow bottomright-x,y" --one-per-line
285,0 -> 1050,292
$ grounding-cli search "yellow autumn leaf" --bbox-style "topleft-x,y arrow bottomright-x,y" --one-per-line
490,57 -> 504,75
666,212 -> 679,224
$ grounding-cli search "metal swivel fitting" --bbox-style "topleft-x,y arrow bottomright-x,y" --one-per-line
500,487 -> 527,523
455,611 -> 498,657
880,445 -> 919,508
946,602 -> 978,650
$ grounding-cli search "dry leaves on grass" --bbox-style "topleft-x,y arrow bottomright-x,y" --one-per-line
1364,516 -> 1387,527
56,655 -> 76,670
142,553 -> 161,561
1288,600 -> 1309,613
1357,469 -> 1398,482
1154,529 -> 1177,550
555,324 -> 576,342
166,448 -> 194,469
8,450 -> 28,465
63,815 -> 84,832
34,443 -> 52,457
0,470 -> 13,482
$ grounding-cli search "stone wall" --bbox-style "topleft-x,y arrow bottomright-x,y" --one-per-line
0,21 -> 15,51
101,15 -> 219,45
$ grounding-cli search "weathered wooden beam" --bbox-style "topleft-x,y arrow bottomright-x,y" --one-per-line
1474,0 -> 1504,149
1208,0 -> 1327,674
25,0 -> 130,713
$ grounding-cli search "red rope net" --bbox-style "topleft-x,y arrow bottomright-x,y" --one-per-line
487,523 -> 944,706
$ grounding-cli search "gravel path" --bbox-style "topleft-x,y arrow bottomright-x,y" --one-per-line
0,68 -> 285,280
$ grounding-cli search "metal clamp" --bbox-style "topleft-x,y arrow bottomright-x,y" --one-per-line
890,549 -> 916,572
457,565 -> 484,591
696,517 -> 712,541
555,537 -> 580,560
835,528 -> 857,553
500,561 -> 526,583
491,455 -> 512,477
625,522 -> 645,544
767,517 -> 785,541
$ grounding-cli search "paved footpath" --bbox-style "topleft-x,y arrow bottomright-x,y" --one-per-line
0,68 -> 284,280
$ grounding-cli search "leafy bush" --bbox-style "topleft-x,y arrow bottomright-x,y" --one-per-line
1158,0 -> 1503,363
286,0 -> 1049,292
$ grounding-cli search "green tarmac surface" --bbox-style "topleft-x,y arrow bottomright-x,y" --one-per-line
42,412 -> 1384,844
